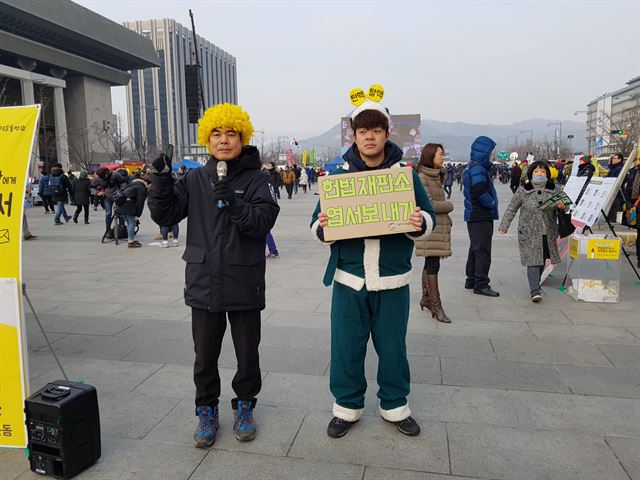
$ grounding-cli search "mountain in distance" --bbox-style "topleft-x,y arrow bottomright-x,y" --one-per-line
303,118 -> 587,161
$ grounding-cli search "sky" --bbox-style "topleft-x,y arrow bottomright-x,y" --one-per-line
75,0 -> 640,139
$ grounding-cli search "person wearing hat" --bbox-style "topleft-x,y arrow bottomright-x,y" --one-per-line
311,97 -> 436,439
147,103 -> 280,448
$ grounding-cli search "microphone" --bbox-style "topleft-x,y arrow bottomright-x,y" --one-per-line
216,161 -> 227,208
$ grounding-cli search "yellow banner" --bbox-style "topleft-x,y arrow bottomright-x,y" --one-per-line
587,238 -> 621,260
0,104 -> 41,448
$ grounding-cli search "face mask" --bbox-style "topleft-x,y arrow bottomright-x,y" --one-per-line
532,175 -> 547,183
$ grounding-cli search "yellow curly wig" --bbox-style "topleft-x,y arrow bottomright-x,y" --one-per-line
197,103 -> 254,151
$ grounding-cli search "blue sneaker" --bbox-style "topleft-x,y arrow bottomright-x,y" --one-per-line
233,400 -> 256,442
193,405 -> 219,448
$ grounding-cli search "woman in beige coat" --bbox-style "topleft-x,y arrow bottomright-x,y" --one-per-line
415,143 -> 453,323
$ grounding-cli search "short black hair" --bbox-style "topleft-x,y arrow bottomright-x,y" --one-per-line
526,160 -> 551,182
351,109 -> 389,133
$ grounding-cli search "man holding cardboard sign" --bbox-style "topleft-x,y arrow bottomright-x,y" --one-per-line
310,87 -> 435,438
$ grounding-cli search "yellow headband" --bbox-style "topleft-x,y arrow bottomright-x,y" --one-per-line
197,103 -> 254,151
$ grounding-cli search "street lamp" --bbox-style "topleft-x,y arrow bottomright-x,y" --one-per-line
547,122 -> 562,157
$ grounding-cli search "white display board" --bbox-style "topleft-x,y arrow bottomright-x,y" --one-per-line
571,177 -> 617,228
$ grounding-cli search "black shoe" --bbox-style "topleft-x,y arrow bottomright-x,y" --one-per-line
464,281 -> 474,289
390,416 -> 421,436
327,417 -> 356,438
473,287 -> 500,297
73,217 -> 78,224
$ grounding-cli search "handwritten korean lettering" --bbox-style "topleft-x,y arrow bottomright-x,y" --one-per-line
0,192 -> 13,217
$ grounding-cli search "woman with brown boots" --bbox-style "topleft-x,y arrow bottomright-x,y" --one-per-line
415,143 -> 453,323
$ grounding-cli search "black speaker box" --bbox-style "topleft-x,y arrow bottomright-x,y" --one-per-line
25,381 -> 101,479
184,64 -> 201,124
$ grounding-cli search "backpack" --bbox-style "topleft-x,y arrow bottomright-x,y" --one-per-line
49,175 -> 64,196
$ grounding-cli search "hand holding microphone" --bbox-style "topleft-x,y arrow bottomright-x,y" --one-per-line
213,161 -> 236,209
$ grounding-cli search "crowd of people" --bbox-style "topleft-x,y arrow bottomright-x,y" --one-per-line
21,100 -> 640,449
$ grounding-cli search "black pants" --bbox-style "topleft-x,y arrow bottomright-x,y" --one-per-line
74,203 -> 89,222
443,185 -> 452,199
192,308 -> 261,408
42,196 -> 55,212
424,256 -> 441,274
285,183 -> 294,199
465,220 -> 494,289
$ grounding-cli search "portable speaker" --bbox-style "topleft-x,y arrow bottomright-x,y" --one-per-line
184,64 -> 201,124
25,381 -> 101,479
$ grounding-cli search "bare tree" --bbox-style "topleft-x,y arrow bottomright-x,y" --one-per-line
66,126 -> 97,171
110,114 -> 128,162
607,102 -> 640,157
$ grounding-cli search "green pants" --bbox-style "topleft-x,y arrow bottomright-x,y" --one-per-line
330,282 -> 411,422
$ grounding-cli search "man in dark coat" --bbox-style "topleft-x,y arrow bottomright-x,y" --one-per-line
463,136 -> 500,297
49,163 -> 73,224
72,171 -> 92,224
148,103 -> 279,448
510,162 -> 522,193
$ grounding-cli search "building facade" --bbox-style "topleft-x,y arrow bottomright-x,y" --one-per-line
123,19 -> 237,159
586,76 -> 640,156
0,0 -> 159,174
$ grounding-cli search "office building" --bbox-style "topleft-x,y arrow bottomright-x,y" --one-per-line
586,76 -> 640,155
0,0 -> 159,173
123,19 -> 237,158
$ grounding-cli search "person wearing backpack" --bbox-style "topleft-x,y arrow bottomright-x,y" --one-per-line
38,169 -> 55,213
117,171 -> 148,248
49,163 -> 73,225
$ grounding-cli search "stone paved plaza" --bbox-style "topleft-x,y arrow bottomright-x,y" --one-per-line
2,181 -> 639,480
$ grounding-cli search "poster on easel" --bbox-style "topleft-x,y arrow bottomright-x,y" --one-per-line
571,177 -> 617,229
0,104 -> 41,448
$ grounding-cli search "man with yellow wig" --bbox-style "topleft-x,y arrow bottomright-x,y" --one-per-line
148,103 -> 279,448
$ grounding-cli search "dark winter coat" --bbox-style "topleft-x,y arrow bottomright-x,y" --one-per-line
415,166 -> 453,257
606,163 -> 623,178
510,165 -> 522,189
443,165 -> 455,187
38,175 -> 52,197
92,172 -> 129,202
148,146 -> 280,313
73,178 -> 91,205
117,179 -> 148,217
577,162 -> 595,178
49,167 -> 73,203
269,169 -> 281,188
499,181 -> 561,266
463,136 -> 499,222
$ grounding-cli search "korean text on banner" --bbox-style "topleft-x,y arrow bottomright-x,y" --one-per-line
0,104 -> 41,448
319,166 -> 416,241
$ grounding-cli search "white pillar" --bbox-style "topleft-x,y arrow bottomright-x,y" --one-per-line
20,80 -> 40,177
53,86 -> 69,167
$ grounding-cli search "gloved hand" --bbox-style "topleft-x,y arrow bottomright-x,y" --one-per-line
151,153 -> 172,175
212,180 -> 237,209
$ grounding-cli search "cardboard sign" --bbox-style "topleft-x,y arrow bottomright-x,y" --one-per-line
319,166 -> 416,241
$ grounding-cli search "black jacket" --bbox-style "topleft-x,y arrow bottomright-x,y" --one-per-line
50,167 -> 73,203
148,146 -> 280,312
73,177 -> 91,205
118,179 -> 148,217
577,162 -> 595,178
